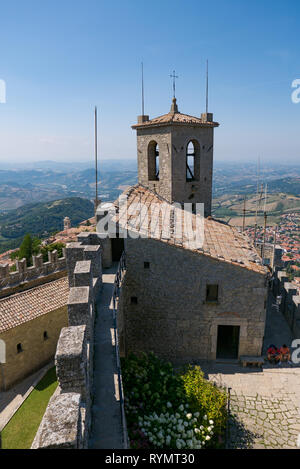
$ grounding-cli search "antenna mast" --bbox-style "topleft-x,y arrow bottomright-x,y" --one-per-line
254,157 -> 260,245
94,106 -> 99,215
141,62 -> 145,116
262,183 -> 268,260
206,59 -> 209,114
242,194 -> 247,232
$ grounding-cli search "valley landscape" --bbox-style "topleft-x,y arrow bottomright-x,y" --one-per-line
0,159 -> 299,255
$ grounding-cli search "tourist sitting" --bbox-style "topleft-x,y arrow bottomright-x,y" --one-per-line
278,344 -> 292,365
267,344 -> 280,364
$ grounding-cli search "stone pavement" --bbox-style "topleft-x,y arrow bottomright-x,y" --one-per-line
201,293 -> 300,449
88,264 -> 124,449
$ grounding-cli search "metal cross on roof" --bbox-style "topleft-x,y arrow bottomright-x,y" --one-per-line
170,70 -> 178,98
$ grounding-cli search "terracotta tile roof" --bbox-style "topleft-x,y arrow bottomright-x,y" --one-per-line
132,112 -> 219,129
113,185 -> 267,275
0,277 -> 69,333
132,101 -> 219,129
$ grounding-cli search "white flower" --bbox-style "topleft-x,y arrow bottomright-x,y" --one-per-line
186,413 -> 192,420
209,419 -> 214,425
206,435 -> 211,441
179,404 -> 184,411
194,412 -> 200,418
167,402 -> 172,408
203,415 -> 207,420
187,439 -> 193,448
176,440 -> 182,449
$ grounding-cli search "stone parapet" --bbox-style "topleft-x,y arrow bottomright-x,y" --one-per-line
31,391 -> 85,449
0,250 -> 66,297
31,234 -> 106,449
272,270 -> 300,337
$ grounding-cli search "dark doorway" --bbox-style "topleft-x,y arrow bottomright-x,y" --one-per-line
216,325 -> 240,359
111,236 -> 124,262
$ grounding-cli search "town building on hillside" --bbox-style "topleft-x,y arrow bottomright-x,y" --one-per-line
0,277 -> 69,390
63,216 -> 71,230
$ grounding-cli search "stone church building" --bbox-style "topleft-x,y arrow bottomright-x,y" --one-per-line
99,98 -> 269,363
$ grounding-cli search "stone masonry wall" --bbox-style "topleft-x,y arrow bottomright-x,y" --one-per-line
136,124 -> 215,217
272,270 -> 300,338
119,237 -> 268,363
0,250 -> 66,298
0,305 -> 68,391
32,233 -> 103,449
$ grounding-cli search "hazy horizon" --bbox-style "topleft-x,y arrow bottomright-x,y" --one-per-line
0,1 -> 300,164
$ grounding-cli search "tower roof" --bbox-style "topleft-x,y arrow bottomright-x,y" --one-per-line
132,98 -> 219,129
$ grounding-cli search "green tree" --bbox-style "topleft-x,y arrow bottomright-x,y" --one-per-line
18,234 -> 33,266
40,242 -> 65,262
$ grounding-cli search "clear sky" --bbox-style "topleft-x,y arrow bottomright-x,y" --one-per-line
0,0 -> 299,164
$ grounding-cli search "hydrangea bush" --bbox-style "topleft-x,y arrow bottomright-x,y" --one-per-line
121,352 -> 227,449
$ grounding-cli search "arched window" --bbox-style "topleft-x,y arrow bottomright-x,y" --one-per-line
186,140 -> 200,182
148,141 -> 159,181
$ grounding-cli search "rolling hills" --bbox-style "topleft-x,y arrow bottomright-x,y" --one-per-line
0,197 -> 94,253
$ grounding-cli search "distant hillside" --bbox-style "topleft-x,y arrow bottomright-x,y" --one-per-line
0,197 -> 94,253
213,176 -> 300,197
266,177 -> 300,196
0,168 -> 137,210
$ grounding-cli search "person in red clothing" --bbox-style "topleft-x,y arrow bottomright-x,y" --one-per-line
267,344 -> 280,364
278,344 -> 292,365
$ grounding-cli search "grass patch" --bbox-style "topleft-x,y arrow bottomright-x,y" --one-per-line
0,367 -> 57,449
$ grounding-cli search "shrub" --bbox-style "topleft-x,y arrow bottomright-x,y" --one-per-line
122,353 -> 227,449
180,365 -> 227,438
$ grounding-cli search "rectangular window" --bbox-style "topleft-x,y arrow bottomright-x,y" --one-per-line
17,343 -> 23,353
206,284 -> 219,302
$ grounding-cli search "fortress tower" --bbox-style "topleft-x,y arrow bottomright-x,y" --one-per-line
63,216 -> 71,230
132,98 -> 219,217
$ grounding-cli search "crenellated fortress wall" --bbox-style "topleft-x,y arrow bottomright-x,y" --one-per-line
0,250 -> 67,298
31,233 -> 103,449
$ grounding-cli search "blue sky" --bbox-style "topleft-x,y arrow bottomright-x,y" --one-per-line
0,0 -> 299,163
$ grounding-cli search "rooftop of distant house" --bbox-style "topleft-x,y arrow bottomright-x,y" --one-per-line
0,276 -> 69,333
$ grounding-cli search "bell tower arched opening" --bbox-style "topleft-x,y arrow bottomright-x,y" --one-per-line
148,140 -> 159,181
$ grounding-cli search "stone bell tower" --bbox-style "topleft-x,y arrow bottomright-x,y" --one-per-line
132,98 -> 219,217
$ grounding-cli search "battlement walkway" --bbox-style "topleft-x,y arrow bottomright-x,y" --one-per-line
89,264 -> 124,449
